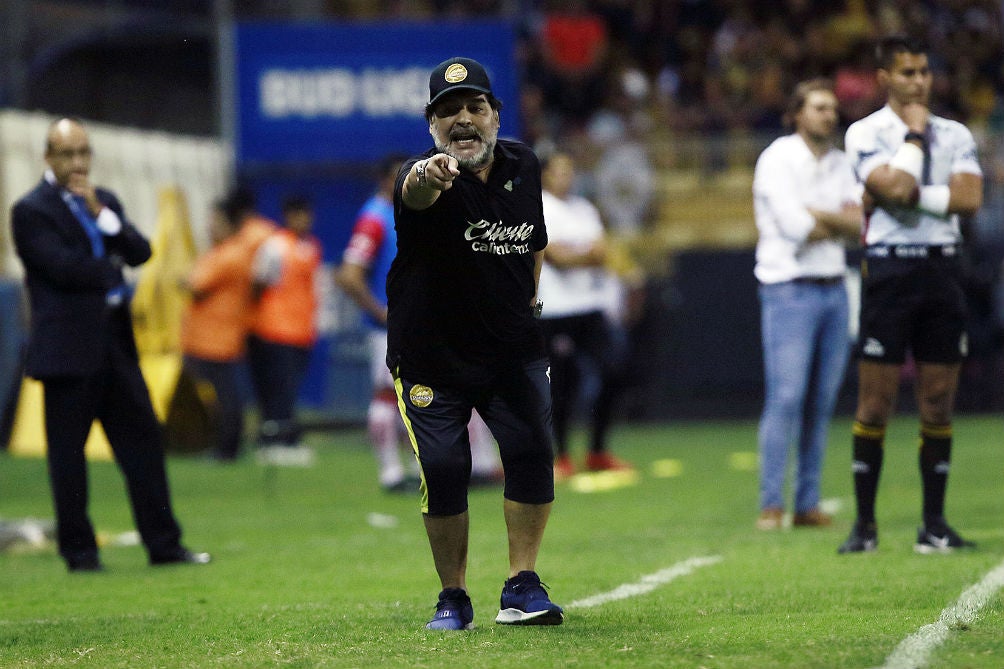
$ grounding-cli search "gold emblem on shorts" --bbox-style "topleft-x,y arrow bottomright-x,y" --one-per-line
410,384 -> 434,407
444,63 -> 468,84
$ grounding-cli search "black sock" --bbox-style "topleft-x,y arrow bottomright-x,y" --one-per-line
919,422 -> 952,526
851,421 -> 885,525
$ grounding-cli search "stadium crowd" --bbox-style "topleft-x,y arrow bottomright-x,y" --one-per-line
283,1 -> 1004,142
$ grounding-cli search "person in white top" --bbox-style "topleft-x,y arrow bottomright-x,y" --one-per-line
753,78 -> 863,531
838,35 -> 983,555
536,151 -> 633,479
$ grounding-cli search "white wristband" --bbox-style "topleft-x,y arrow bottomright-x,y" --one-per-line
888,142 -> 924,181
918,185 -> 950,217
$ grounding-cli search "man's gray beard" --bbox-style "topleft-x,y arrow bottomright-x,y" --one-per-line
435,137 -> 496,171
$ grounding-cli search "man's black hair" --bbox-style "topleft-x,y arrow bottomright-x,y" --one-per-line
875,34 -> 928,70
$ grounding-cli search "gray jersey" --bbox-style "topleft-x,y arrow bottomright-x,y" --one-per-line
845,104 -> 981,246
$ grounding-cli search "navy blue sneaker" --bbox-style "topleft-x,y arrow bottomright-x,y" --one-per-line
425,587 -> 474,630
495,571 -> 564,625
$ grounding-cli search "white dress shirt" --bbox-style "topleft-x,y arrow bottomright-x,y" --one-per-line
753,133 -> 860,284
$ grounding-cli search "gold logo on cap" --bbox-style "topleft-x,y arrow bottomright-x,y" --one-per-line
410,384 -> 434,408
444,63 -> 468,84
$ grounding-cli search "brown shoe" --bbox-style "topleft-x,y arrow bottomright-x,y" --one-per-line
792,509 -> 832,527
756,507 -> 783,530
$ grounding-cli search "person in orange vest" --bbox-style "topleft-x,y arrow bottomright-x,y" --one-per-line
248,194 -> 322,466
231,188 -> 277,271
179,200 -> 255,462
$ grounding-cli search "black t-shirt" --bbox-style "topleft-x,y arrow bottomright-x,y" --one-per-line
386,139 -> 548,388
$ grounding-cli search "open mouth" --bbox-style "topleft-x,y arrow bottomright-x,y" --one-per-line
450,132 -> 481,150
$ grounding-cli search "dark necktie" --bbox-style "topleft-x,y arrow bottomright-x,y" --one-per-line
61,191 -> 127,305
921,128 -> 932,186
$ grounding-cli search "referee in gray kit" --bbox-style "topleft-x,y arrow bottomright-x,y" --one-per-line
838,35 -> 983,555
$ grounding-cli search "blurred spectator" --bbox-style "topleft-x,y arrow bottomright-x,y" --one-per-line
180,201 -> 253,462
833,40 -> 883,122
248,194 -> 323,467
537,150 -> 633,480
11,117 -> 209,571
534,0 -> 610,125
752,78 -> 861,531
586,65 -> 657,233
227,187 -> 277,274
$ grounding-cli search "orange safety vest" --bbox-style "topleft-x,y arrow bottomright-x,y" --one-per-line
252,228 -> 322,347
180,235 -> 254,361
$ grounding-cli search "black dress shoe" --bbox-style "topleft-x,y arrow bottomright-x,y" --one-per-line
150,548 -> 211,566
67,555 -> 104,572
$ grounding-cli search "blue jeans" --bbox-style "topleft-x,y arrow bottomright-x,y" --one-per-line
758,280 -> 850,513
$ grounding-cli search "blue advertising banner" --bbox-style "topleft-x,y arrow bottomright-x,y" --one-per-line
234,21 -> 519,165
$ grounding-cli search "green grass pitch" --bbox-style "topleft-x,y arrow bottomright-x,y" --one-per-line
1,415 -> 1001,668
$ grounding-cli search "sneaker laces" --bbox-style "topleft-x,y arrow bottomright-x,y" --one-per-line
507,572 -> 552,602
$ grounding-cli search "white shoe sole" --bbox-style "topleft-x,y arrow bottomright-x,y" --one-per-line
495,607 -> 564,625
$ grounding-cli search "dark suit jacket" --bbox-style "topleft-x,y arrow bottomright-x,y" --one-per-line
11,178 -> 152,379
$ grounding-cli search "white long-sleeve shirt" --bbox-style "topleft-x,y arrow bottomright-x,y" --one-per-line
753,133 -> 860,284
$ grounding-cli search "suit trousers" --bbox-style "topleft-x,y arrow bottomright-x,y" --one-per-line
41,307 -> 182,563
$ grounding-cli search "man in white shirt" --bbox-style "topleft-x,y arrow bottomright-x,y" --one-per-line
753,79 -> 862,531
839,35 -> 983,554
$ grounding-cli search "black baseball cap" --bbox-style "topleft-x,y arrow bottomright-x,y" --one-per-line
428,57 -> 494,105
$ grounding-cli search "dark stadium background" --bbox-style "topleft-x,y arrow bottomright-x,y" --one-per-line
2,1 -> 1002,425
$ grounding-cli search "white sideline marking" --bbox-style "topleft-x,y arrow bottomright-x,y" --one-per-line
878,557 -> 1004,669
567,556 -> 723,609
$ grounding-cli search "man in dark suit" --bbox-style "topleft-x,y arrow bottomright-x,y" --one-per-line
10,117 -> 210,572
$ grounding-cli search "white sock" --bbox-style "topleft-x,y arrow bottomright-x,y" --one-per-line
369,398 -> 405,486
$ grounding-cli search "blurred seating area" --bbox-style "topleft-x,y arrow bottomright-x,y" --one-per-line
2,1 -> 1002,278
5,1 -> 1004,260
309,0 -> 1002,265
